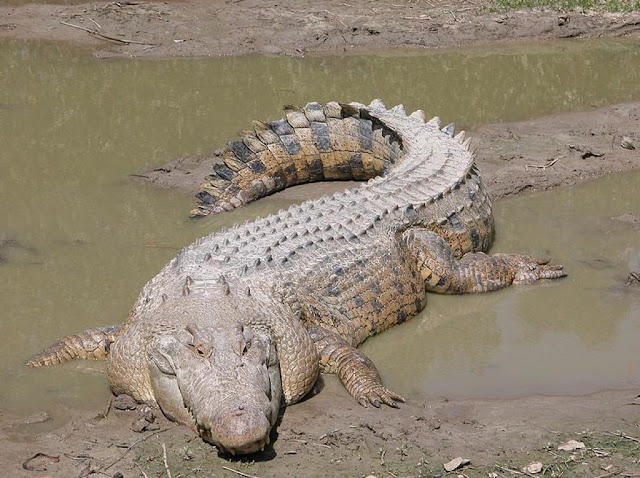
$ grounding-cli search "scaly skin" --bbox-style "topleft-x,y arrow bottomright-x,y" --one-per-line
26,100 -> 565,455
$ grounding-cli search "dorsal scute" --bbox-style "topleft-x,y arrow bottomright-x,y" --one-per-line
170,100 -> 478,278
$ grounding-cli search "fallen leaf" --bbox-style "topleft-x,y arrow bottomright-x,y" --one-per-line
558,439 -> 585,451
522,462 -> 543,474
443,457 -> 471,472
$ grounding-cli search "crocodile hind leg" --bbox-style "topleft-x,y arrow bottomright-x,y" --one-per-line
402,228 -> 566,294
25,325 -> 122,367
307,325 -> 404,408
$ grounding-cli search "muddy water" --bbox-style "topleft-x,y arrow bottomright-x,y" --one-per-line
365,173 -> 640,398
1,39 -> 640,419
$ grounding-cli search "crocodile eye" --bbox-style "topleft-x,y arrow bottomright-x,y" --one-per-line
188,342 -> 212,359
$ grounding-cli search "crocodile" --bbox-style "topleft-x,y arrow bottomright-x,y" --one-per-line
26,100 -> 565,455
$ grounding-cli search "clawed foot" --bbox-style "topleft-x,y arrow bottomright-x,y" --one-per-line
355,385 -> 405,409
322,330 -> 406,409
498,254 -> 566,284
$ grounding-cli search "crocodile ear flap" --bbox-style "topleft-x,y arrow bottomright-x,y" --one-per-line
148,335 -> 178,375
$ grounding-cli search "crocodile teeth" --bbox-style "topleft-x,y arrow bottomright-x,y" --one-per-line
454,131 -> 467,143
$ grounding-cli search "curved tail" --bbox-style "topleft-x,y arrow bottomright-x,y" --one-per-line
190,100 -> 421,217
25,325 -> 122,368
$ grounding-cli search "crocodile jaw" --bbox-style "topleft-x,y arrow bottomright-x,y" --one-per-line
146,321 -> 282,455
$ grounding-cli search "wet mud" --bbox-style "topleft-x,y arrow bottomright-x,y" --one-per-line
1,0 -> 640,58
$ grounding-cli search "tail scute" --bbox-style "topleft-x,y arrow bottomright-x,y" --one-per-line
25,325 -> 122,368
190,100 -> 405,218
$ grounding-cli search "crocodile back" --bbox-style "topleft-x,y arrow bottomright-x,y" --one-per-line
132,100 -> 493,318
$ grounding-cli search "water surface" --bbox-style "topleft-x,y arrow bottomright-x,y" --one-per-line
365,173 -> 640,398
1,38 -> 640,419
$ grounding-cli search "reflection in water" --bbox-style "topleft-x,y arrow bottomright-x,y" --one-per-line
1,39 -> 640,417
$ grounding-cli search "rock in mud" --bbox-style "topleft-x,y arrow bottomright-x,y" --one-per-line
112,394 -> 138,411
444,456 -> 471,472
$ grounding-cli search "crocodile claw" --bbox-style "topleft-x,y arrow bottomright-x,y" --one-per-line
505,254 -> 567,284
357,386 -> 405,409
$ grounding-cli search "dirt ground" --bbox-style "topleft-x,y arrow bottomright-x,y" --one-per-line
2,1 -> 640,477
1,0 -> 640,58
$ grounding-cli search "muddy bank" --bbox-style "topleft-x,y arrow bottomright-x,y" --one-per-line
4,380 -> 640,477
476,101 -> 640,199
1,0 -> 640,58
140,101 -> 640,205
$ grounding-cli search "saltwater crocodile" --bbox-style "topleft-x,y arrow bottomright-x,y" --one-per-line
27,100 -> 565,455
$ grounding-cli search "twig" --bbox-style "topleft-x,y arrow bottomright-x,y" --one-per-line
604,430 -> 640,443
162,442 -> 172,478
525,155 -> 563,171
59,20 -> 156,45
221,465 -> 260,478
496,465 -> 538,477
593,467 -> 624,478
101,426 -> 175,471
380,449 -> 386,466
89,18 -> 102,29
135,462 -> 150,478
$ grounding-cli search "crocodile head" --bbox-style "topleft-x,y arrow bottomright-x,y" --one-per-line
147,319 -> 282,455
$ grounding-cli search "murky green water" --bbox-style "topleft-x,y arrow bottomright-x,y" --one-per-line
366,173 -> 640,398
2,39 -> 640,418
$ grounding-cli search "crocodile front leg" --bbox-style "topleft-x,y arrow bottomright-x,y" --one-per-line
307,325 -> 404,408
403,228 -> 566,294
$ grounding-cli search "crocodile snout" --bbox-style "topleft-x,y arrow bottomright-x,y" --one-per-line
199,407 -> 271,455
